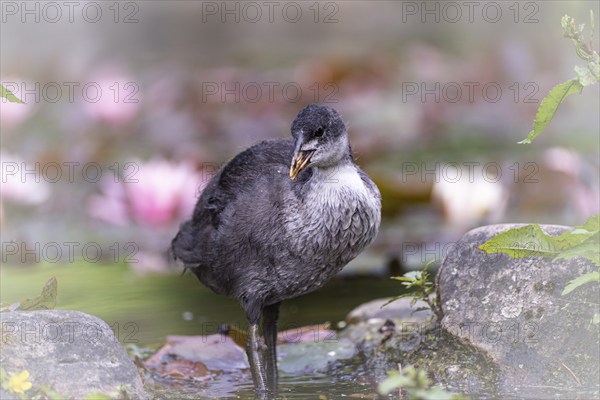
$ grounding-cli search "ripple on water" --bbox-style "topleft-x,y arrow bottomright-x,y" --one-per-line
149,371 -> 380,399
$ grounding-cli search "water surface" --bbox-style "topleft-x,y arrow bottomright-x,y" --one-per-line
1,262 -> 403,344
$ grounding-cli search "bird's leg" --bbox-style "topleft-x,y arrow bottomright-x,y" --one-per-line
262,302 -> 281,390
246,322 -> 267,392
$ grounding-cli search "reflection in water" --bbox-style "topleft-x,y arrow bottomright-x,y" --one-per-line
150,370 -> 378,399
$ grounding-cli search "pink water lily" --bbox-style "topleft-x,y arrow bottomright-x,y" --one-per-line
88,159 -> 205,227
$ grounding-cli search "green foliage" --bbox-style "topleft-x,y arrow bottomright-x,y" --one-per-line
478,215 -> 600,266
479,215 -> 600,323
505,11 -> 600,324
84,394 -> 114,400
0,368 -> 7,394
563,11 -> 599,68
0,277 -> 58,312
378,365 -> 465,399
562,271 -> 600,296
383,260 -> 443,321
84,388 -> 130,400
31,386 -> 63,400
519,80 -> 583,144
0,84 -> 25,104
519,11 -> 599,144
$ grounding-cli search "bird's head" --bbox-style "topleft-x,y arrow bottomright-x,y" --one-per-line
289,104 -> 349,180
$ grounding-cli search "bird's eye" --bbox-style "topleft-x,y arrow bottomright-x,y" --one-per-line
314,127 -> 325,137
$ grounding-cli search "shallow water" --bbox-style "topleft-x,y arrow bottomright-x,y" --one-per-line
5,263 -> 593,399
150,372 -> 382,399
2,262 -> 405,398
0,262 -> 404,344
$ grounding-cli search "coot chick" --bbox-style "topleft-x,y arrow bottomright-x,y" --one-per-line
171,104 -> 381,394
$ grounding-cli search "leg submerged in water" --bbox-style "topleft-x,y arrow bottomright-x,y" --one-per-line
245,301 -> 281,397
263,302 -> 281,390
246,323 -> 267,392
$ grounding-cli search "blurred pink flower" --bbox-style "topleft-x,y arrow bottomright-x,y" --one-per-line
82,66 -> 140,125
1,151 -> 50,205
87,159 -> 205,227
1,151 -> 50,226
87,177 -> 129,226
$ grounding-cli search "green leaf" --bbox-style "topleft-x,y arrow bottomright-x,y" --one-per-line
84,394 -> 113,400
555,235 -> 600,266
519,79 -> 583,144
554,215 -> 600,265
391,276 -> 418,282
423,259 -> 436,272
378,366 -> 463,398
378,372 -> 406,395
478,224 -> 565,258
380,293 -> 418,308
17,277 -> 58,311
0,84 -> 25,104
562,271 -> 600,295
481,216 -> 600,301
413,306 -> 430,313
479,215 -> 599,266
413,387 -> 459,400
36,385 -> 64,400
579,213 -> 600,232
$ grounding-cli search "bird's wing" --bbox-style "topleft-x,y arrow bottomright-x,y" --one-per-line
172,139 -> 294,268
192,139 -> 295,229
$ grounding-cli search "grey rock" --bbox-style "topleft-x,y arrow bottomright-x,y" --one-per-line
334,316 -> 444,383
0,310 -> 147,399
437,224 -> 600,398
329,297 -> 439,383
346,297 -> 434,325
278,338 -> 356,374
0,389 -> 18,400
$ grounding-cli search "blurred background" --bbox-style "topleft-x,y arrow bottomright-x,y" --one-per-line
1,1 -> 599,344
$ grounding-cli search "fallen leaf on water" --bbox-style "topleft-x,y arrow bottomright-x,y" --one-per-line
146,335 -> 248,374
161,360 -> 209,380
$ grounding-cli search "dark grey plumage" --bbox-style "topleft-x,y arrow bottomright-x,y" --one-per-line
171,104 -> 381,394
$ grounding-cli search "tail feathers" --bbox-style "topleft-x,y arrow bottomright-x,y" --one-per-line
171,221 -> 203,268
